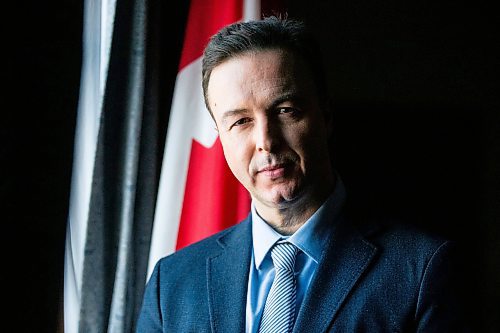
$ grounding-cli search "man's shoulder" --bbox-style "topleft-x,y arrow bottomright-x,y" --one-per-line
154,217 -> 250,270
344,217 -> 461,296
355,217 -> 453,260
373,221 -> 448,246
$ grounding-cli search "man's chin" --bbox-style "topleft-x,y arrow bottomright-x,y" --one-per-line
259,187 -> 305,210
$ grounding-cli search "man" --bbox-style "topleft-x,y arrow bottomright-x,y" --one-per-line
137,16 -> 466,332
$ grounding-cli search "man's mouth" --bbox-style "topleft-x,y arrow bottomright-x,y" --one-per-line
257,164 -> 287,178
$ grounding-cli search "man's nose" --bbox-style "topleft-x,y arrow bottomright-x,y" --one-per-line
254,118 -> 280,153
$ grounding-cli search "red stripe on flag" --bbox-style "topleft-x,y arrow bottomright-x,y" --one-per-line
178,0 -> 244,71
174,0 -> 249,250
176,138 -> 250,250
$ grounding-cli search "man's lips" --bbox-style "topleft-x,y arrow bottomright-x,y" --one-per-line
257,164 -> 287,178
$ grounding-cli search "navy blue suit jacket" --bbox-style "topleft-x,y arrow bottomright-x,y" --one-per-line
136,212 -> 468,332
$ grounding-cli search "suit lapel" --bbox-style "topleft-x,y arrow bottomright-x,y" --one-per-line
293,214 -> 378,333
207,216 -> 252,333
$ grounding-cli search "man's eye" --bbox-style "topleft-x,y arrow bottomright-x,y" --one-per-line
230,118 -> 250,129
277,107 -> 297,115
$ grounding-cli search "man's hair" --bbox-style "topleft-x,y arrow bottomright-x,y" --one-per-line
201,16 -> 328,118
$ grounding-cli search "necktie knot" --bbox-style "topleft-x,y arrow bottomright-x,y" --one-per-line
271,241 -> 298,272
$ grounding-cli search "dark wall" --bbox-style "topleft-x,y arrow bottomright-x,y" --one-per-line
3,1 -> 498,332
2,1 -> 83,332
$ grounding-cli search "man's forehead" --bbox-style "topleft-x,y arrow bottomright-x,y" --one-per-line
208,50 -> 306,96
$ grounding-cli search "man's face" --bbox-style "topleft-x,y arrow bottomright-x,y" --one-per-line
207,49 -> 333,211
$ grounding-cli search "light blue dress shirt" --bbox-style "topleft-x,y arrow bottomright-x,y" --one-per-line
245,179 -> 346,333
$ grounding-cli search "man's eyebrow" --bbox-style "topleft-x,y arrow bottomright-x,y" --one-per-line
219,92 -> 300,124
221,108 -> 248,124
269,92 -> 300,109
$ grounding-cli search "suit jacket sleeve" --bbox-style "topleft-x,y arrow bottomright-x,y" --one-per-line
415,240 -> 472,332
136,261 -> 163,333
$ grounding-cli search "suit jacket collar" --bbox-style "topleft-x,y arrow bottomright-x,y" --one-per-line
293,213 -> 379,332
207,216 -> 253,333
206,211 -> 379,333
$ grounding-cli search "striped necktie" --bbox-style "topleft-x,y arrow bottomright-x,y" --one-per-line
258,241 -> 299,333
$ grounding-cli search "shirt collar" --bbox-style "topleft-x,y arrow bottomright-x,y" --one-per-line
251,176 -> 346,270
251,205 -> 283,270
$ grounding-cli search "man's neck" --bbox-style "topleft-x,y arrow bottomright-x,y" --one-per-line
271,204 -> 322,235
254,180 -> 335,236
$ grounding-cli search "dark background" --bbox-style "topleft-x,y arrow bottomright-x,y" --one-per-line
2,0 -> 498,332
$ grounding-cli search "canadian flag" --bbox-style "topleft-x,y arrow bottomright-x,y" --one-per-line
147,0 -> 264,277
